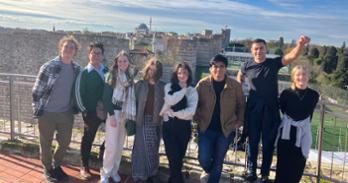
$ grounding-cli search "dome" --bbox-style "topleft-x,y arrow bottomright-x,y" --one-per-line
137,23 -> 149,31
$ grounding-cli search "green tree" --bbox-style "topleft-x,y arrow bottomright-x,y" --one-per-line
336,48 -> 348,70
279,37 -> 284,49
274,47 -> 284,56
320,46 -> 327,58
338,41 -> 346,55
331,48 -> 348,88
341,41 -> 346,51
322,46 -> 338,74
309,47 -> 320,58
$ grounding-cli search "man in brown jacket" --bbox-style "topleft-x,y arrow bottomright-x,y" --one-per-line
194,54 -> 245,183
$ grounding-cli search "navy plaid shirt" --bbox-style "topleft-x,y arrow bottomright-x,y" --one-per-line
32,56 -> 81,118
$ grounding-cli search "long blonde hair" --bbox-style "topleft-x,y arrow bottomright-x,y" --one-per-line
290,65 -> 310,89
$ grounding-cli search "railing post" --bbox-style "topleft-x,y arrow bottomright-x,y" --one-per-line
316,101 -> 325,183
9,76 -> 14,140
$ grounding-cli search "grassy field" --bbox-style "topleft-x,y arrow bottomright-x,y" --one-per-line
311,107 -> 348,151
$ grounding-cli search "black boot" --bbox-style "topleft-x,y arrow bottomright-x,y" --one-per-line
54,166 -> 69,181
43,169 -> 58,183
244,172 -> 257,182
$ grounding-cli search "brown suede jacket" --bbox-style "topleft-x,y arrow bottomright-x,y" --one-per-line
194,76 -> 245,137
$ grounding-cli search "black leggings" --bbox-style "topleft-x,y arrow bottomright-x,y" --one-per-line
163,118 -> 191,183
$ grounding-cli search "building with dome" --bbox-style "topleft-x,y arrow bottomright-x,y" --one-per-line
135,23 -> 149,35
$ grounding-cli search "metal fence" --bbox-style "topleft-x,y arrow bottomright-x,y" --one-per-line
0,73 -> 347,182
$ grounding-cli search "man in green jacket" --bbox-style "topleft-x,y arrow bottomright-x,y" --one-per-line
75,42 -> 108,180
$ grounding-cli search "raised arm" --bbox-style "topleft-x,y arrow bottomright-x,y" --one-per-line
282,35 -> 310,66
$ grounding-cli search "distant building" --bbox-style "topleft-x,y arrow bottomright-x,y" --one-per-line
135,23 -> 149,35
223,51 -> 288,74
221,27 -> 231,48
129,48 -> 154,56
202,29 -> 213,37
224,51 -> 278,64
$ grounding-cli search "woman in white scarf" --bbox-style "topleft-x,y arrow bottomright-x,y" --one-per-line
100,50 -> 137,183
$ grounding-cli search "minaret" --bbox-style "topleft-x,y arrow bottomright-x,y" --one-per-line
149,17 -> 152,32
152,32 -> 156,53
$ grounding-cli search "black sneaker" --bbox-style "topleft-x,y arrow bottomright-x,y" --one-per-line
244,172 -> 257,182
54,166 -> 69,181
43,169 -> 58,183
261,176 -> 272,183
146,176 -> 155,183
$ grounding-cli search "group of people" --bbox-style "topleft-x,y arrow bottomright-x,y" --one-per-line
32,34 -> 318,183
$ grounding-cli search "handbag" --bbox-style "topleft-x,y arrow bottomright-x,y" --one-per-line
125,119 -> 136,136
96,100 -> 107,121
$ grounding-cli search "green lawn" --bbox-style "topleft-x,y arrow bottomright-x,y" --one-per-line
311,109 -> 348,151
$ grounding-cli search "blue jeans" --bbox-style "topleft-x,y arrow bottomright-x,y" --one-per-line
198,129 -> 235,183
246,99 -> 280,176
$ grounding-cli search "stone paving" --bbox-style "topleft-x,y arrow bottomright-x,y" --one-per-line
0,152 -> 135,183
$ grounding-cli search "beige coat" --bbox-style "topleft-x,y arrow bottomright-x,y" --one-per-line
194,76 -> 245,137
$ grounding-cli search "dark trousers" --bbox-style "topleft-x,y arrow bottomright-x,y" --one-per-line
246,100 -> 280,176
81,112 -> 104,168
275,127 -> 306,183
163,118 -> 191,183
198,129 -> 235,183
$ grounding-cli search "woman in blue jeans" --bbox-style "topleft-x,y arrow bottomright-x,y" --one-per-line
160,62 -> 198,183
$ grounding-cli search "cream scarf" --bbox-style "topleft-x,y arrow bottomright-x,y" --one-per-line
112,70 -> 136,121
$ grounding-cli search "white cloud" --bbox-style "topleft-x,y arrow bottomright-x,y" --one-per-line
266,0 -> 303,8
0,0 -> 347,46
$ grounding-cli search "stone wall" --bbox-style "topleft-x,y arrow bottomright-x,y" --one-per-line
194,38 -> 222,66
0,27 -> 225,82
0,27 -> 227,132
0,28 -> 129,75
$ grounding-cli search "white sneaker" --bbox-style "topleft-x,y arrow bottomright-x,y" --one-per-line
111,173 -> 121,182
100,175 -> 109,183
200,171 -> 210,183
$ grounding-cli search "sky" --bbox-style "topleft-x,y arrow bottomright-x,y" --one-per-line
0,0 -> 347,46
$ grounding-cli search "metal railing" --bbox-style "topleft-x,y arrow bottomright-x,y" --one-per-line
0,73 -> 347,182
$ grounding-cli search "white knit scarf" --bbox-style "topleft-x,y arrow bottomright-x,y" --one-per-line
112,70 -> 136,121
